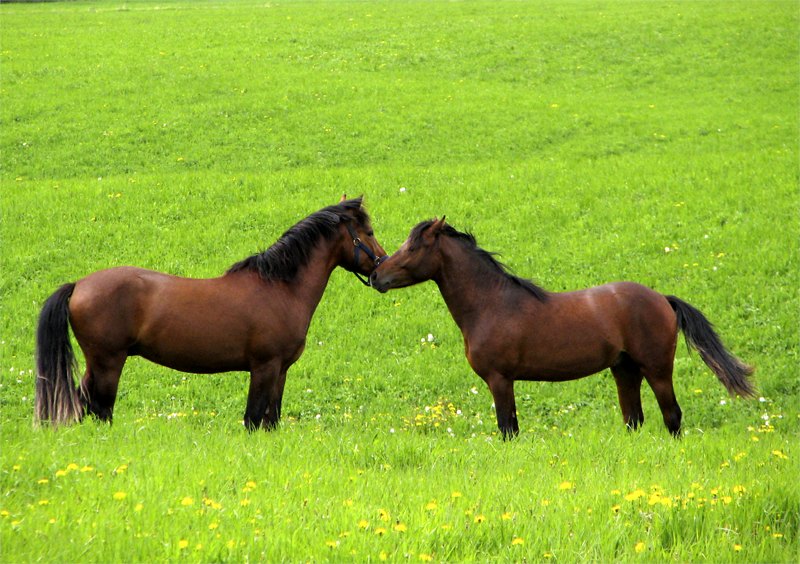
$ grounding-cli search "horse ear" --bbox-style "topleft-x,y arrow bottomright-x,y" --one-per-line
425,216 -> 447,239
340,194 -> 347,202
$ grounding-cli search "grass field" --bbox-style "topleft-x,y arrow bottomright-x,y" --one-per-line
1,0 -> 798,562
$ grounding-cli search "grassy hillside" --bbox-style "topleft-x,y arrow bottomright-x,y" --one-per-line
1,1 -> 797,562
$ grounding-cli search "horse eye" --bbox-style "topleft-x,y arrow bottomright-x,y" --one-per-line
366,230 -> 374,237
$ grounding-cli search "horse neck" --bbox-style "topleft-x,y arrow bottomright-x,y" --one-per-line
284,238 -> 342,316
433,238 -> 507,330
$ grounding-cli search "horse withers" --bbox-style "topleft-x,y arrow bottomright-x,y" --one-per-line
35,196 -> 387,430
370,217 -> 755,439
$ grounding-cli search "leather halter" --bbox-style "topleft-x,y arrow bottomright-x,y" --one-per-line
345,222 -> 388,286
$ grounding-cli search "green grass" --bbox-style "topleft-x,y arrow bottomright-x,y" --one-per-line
1,0 -> 798,562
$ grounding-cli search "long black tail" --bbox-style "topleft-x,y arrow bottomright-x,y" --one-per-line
666,295 -> 756,398
35,283 -> 83,426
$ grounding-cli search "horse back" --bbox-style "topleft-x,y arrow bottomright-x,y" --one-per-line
68,267 -> 304,373
465,281 -> 676,381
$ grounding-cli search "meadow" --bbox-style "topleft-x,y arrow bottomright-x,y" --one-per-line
1,0 -> 798,562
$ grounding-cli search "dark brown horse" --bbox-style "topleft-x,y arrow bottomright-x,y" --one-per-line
35,197 -> 387,429
370,218 -> 755,439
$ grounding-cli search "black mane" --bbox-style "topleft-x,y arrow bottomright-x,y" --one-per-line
227,198 -> 369,282
410,220 -> 549,302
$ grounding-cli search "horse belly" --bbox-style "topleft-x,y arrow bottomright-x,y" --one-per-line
505,316 -> 621,382
134,305 -> 254,374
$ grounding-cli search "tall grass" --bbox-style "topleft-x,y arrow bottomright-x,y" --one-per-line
1,0 -> 798,562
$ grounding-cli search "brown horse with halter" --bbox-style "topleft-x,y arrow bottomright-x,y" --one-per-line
35,196 -> 387,429
370,218 -> 755,439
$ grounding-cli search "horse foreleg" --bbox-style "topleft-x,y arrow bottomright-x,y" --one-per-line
263,369 -> 288,431
244,361 -> 283,431
484,373 -> 519,440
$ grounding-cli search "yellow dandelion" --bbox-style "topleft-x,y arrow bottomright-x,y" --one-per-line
0,510 -> 10,518
178,539 -> 189,550
419,554 -> 433,562
611,504 -> 621,513
473,514 -> 486,524
55,470 -> 68,477
558,481 -> 573,490
541,499 -> 551,506
375,527 -> 387,536
209,522 -> 219,530
543,552 -> 553,559
379,551 -> 389,561
114,464 -> 128,474
772,450 -> 788,460
134,503 -> 143,512
635,542 -> 646,553
245,480 -> 257,489
440,524 -> 452,530
501,512 -> 513,520
451,491 -> 462,499
394,522 -> 408,532
38,499 -> 49,506
66,463 -> 79,471
226,539 -> 236,549
37,478 -> 49,485
772,533 -> 783,539
80,466 -> 93,473
113,491 -> 127,501
425,501 -> 438,511
326,540 -> 338,548
512,537 -> 525,545
240,498 -> 251,507
733,485 -> 746,494
180,496 -> 193,506
733,544 -> 742,551
379,508 -> 390,521
625,489 -> 645,501
358,519 -> 369,530
610,489 -> 621,495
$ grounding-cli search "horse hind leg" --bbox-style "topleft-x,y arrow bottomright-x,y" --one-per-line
611,356 -> 645,431
642,361 -> 682,438
81,352 -> 127,423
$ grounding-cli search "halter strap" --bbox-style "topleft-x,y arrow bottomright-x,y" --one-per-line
345,222 -> 387,286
